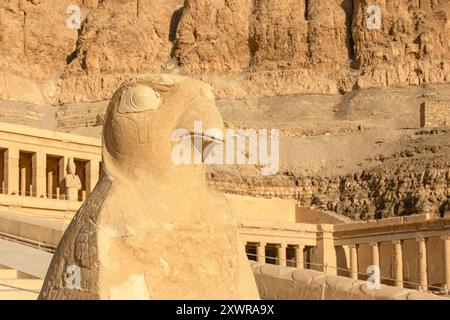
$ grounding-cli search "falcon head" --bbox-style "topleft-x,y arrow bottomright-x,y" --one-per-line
102,74 -> 225,182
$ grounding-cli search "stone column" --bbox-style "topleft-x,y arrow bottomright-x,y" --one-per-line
32,152 -> 46,198
256,242 -> 266,263
295,245 -> 305,269
417,238 -> 428,291
59,156 -> 68,199
277,243 -> 287,267
20,166 -> 26,196
86,159 -> 100,195
317,225 -> 337,275
0,150 -> 4,194
349,245 -> 358,280
443,236 -> 450,292
4,147 -> 19,195
393,240 -> 403,288
370,242 -> 380,267
47,170 -> 53,199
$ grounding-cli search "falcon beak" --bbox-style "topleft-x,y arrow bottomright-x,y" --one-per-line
175,88 -> 226,144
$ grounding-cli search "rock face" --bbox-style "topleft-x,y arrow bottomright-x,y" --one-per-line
64,1 -> 178,76
174,0 -> 449,88
58,0 -> 184,105
0,0 -> 83,105
353,0 -> 450,88
0,0 -> 448,105
209,166 -> 450,221
38,74 -> 259,300
0,0 -> 81,80
173,0 -> 354,73
208,143 -> 450,222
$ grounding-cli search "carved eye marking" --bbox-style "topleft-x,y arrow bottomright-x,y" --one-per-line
118,84 -> 162,114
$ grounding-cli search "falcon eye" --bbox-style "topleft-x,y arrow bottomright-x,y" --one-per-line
117,84 -> 162,114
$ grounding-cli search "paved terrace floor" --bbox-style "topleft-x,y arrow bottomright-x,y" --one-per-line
0,238 -> 52,279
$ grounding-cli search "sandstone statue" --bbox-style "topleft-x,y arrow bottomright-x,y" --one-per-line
39,74 -> 260,300
64,158 -> 82,201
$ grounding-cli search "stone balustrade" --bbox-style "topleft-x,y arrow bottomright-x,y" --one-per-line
251,263 -> 446,300
243,214 -> 450,294
333,214 -> 450,293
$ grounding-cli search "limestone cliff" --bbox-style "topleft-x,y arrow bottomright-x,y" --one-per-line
0,0 -> 448,105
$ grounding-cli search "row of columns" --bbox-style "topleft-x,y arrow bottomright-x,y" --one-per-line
250,236 -> 450,292
254,242 -> 305,269
250,227 -> 336,275
346,237 -> 450,291
4,148 -> 48,197
1,146 -> 100,200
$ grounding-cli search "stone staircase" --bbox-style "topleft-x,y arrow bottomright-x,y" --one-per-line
0,265 -> 42,300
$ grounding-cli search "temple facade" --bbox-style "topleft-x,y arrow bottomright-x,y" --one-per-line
0,122 -> 101,216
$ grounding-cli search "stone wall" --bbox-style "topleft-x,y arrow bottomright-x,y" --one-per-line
225,193 -> 297,223
421,101 -> 450,127
0,210 -> 66,251
296,207 -> 351,224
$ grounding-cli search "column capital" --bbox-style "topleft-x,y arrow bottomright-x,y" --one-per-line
392,239 -> 402,245
441,235 -> 450,241
293,244 -> 305,250
276,243 -> 287,249
256,241 -> 266,247
416,237 -> 426,243
369,242 -> 379,247
5,146 -> 19,155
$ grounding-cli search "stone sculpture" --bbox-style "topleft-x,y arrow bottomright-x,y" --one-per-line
39,74 -> 260,300
64,157 -> 81,201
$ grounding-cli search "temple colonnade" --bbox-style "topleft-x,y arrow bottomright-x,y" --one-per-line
0,122 -> 101,201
